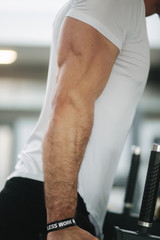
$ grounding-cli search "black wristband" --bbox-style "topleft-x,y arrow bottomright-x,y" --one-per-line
47,218 -> 76,233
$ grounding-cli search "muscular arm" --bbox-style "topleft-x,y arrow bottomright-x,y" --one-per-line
43,17 -> 119,239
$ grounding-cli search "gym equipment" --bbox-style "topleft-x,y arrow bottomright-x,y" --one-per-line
103,146 -> 141,240
113,143 -> 160,240
123,146 -> 141,215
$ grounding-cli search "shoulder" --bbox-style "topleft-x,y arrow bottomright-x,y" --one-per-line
68,0 -> 145,49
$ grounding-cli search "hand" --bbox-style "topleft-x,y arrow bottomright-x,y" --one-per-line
47,226 -> 99,240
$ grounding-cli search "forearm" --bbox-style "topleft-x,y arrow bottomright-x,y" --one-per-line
43,96 -> 94,222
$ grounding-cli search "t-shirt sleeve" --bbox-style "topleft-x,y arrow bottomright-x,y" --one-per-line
66,0 -> 127,51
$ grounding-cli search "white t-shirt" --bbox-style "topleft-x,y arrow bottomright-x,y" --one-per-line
8,0 -> 150,233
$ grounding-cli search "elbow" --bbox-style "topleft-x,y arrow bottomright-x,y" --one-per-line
51,90 -> 75,114
52,89 -> 93,114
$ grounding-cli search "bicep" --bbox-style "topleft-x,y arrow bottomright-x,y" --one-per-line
56,16 -> 119,104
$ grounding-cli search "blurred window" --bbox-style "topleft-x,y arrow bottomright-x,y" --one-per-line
0,77 -> 44,190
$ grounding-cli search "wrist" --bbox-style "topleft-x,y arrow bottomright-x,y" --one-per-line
47,225 -> 78,240
46,203 -> 76,223
47,212 -> 76,224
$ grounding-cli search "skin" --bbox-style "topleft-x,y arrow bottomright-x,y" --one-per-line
43,17 -> 119,240
144,0 -> 160,16
43,1 -> 160,240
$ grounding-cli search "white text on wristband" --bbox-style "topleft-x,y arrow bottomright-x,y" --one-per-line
47,218 -> 76,233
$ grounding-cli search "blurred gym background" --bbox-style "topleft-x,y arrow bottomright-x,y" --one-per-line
0,0 -> 160,215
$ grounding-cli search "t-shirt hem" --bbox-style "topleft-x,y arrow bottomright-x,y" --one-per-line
78,185 -> 103,234
66,9 -> 122,51
7,171 -> 44,182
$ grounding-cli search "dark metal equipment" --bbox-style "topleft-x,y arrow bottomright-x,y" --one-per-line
103,146 -> 141,240
113,143 -> 160,240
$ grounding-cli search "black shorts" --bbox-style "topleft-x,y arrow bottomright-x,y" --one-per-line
0,177 -> 96,240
